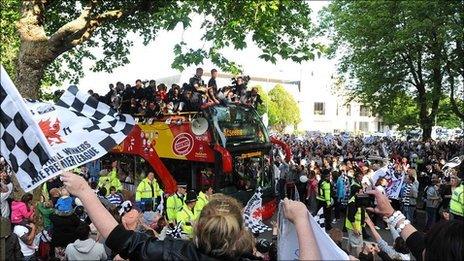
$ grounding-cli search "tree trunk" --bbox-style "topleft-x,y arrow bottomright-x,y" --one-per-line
15,39 -> 54,99
421,119 -> 433,141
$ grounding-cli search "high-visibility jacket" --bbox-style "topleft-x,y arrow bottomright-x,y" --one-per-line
176,204 -> 197,237
135,177 -> 163,201
450,184 -> 464,218
345,196 -> 362,231
98,168 -> 122,195
194,191 -> 209,218
166,193 -> 185,222
317,180 -> 331,206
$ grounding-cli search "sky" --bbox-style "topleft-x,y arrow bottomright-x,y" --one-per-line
70,1 -> 337,95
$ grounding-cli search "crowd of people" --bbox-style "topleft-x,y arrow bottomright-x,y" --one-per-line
1,133 -> 463,260
83,68 -> 262,118
271,134 -> 463,259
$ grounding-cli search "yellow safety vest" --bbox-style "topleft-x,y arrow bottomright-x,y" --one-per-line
345,196 -> 362,231
166,193 -> 184,222
450,184 -> 464,217
316,181 -> 331,205
135,178 -> 162,201
194,191 -> 209,218
176,204 -> 196,237
98,168 -> 122,195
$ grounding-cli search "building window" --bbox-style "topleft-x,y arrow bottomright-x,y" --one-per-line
359,122 -> 369,132
346,104 -> 351,116
314,102 -> 325,115
360,105 -> 370,117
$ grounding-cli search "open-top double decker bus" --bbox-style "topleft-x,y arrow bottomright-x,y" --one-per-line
109,103 -> 287,218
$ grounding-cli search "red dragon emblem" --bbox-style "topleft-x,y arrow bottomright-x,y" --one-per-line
38,118 -> 65,145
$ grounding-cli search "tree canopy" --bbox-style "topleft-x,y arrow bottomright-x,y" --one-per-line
1,0 -> 320,98
267,84 -> 301,129
321,1 -> 464,140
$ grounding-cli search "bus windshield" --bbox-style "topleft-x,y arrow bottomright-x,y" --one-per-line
210,105 -> 269,147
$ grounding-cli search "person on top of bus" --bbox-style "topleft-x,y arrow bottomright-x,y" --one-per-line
167,84 -> 184,112
189,67 -> 204,89
136,172 -> 163,210
194,185 -> 213,218
243,87 -> 262,108
208,69 -> 219,94
166,182 -> 187,223
176,190 -> 198,238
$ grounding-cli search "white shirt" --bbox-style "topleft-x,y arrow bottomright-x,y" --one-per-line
13,225 -> 36,257
1,183 -> 13,218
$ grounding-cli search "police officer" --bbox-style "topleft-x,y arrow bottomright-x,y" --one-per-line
166,182 -> 187,223
194,185 -> 213,218
176,190 -> 198,238
98,168 -> 122,196
450,173 -> 464,221
345,183 -> 365,255
135,172 -> 163,210
316,169 -> 333,230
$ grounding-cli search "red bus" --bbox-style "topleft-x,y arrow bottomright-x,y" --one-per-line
108,104 -> 281,218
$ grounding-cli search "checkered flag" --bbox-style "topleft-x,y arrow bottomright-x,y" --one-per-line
13,84 -> 134,191
313,207 -> 326,231
243,187 -> 271,234
166,222 -> 186,239
244,213 -> 271,234
0,65 -> 54,191
56,85 -> 134,151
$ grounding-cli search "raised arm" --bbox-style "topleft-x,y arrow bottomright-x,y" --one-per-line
283,198 -> 321,261
364,215 -> 382,242
366,189 -> 417,241
61,172 -> 118,238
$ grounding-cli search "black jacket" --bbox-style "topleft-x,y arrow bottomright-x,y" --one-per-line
2,233 -> 23,261
106,225 -> 261,261
50,213 -> 81,247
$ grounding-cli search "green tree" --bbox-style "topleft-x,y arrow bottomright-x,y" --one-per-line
253,85 -> 270,116
321,1 -> 464,140
2,0 -> 318,99
267,84 -> 301,130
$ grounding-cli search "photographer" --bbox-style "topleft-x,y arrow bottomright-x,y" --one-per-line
233,76 -> 248,99
243,87 -> 262,108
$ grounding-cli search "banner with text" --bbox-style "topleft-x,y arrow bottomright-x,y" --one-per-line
372,165 -> 405,199
17,86 -> 135,191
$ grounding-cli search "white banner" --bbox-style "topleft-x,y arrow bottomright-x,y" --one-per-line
15,86 -> 135,191
372,165 -> 405,199
277,202 -> 349,260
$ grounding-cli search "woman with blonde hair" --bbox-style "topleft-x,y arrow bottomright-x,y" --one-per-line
60,172 -> 261,260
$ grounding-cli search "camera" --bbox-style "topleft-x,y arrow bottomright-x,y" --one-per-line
355,194 -> 375,208
256,238 -> 271,254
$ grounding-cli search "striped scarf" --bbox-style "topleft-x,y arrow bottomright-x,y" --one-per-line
401,183 -> 412,206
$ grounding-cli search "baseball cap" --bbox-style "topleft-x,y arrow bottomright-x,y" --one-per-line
177,182 -> 187,188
